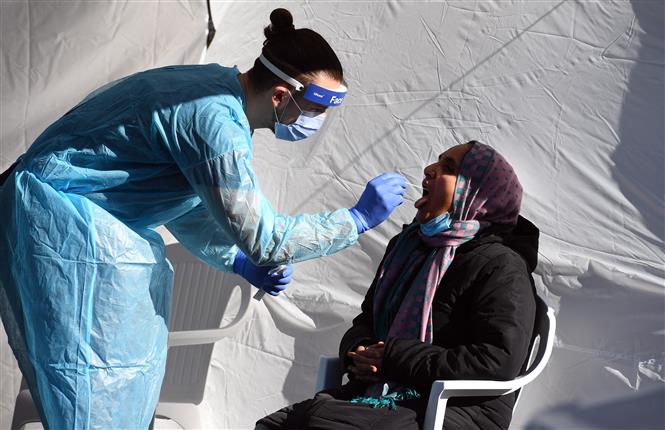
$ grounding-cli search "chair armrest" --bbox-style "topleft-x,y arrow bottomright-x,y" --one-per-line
168,325 -> 247,347
167,295 -> 254,347
315,356 -> 344,392
431,378 -> 525,398
423,378 -> 527,430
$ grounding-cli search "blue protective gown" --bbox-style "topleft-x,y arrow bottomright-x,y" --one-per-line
0,64 -> 357,429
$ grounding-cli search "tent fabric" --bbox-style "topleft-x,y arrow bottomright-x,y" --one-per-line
1,1 -> 663,429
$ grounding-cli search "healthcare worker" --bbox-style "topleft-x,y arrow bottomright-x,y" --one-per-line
0,8 -> 405,430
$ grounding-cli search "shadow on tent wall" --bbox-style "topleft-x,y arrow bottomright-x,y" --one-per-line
524,385 -> 665,429
613,0 -> 665,243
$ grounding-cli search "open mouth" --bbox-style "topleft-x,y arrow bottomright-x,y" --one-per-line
414,186 -> 429,209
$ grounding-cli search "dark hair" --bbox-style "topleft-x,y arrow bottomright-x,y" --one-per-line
246,8 -> 344,93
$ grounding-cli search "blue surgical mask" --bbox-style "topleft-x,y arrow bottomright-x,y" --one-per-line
420,212 -> 452,236
274,93 -> 326,141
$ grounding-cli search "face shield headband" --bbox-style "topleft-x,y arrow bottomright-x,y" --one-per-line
259,54 -> 347,107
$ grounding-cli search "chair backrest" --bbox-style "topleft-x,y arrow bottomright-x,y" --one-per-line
513,295 -> 556,407
524,296 -> 555,376
159,243 -> 243,405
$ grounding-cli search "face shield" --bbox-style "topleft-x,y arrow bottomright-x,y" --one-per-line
259,54 -> 347,141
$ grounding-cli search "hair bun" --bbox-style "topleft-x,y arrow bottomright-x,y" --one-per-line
264,8 -> 295,39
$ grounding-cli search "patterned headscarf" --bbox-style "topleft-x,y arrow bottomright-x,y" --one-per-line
452,141 -> 522,227
353,142 -> 523,409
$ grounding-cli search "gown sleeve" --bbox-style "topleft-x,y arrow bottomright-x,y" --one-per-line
164,202 -> 238,272
165,99 -> 358,266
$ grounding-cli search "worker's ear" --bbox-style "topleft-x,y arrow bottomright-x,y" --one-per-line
271,84 -> 292,109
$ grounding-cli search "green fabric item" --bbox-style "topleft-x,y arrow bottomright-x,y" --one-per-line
350,387 -> 421,411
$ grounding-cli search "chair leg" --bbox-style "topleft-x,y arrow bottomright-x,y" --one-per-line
422,397 -> 448,430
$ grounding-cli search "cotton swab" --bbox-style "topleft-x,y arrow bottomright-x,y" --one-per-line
403,180 -> 423,191
395,169 -> 423,191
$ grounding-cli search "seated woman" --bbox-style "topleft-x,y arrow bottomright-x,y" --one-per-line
256,141 -> 539,430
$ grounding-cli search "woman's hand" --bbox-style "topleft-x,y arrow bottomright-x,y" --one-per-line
346,341 -> 385,383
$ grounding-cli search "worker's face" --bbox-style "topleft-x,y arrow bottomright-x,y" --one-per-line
271,74 -> 339,126
415,143 -> 473,223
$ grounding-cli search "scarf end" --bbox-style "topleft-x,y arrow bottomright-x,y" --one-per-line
350,388 -> 421,411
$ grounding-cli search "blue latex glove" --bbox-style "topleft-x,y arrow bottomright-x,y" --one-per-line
349,172 -> 406,234
232,249 -> 293,296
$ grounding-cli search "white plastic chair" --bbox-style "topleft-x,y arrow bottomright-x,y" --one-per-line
10,242 -> 255,430
152,242 -> 255,429
315,295 -> 555,430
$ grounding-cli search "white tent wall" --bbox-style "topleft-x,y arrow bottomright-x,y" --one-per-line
1,1 -> 663,429
202,1 -> 664,428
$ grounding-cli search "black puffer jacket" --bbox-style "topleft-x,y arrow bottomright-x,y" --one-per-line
338,216 -> 539,429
